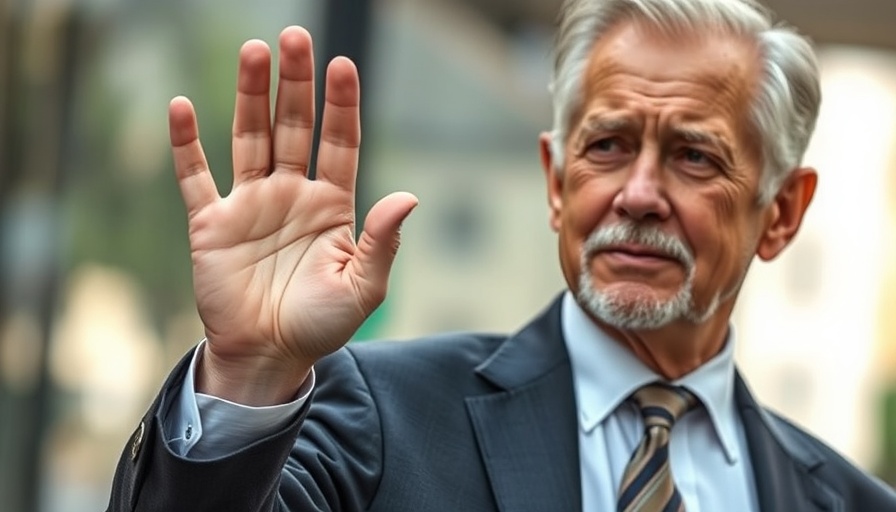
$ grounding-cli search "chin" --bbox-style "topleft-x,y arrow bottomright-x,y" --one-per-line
576,274 -> 696,330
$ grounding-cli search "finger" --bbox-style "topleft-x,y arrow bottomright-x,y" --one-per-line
232,39 -> 273,186
350,192 -> 419,308
169,96 -> 219,215
315,57 -> 360,192
272,26 -> 315,175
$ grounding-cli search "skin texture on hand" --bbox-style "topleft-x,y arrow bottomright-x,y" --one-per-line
168,26 -> 418,406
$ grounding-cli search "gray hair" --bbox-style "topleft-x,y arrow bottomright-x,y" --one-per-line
548,0 -> 821,203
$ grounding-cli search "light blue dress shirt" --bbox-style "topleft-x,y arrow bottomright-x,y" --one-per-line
165,292 -> 759,510
561,292 -> 759,511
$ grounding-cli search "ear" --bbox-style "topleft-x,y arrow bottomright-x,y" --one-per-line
540,132 -> 564,232
756,167 -> 817,261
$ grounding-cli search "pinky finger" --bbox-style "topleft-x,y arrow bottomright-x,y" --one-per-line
169,96 -> 220,215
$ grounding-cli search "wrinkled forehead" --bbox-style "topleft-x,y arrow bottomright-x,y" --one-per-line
570,21 -> 765,162
595,19 -> 760,73
582,21 -> 763,113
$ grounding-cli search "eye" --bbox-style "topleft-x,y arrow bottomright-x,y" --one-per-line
585,137 -> 628,162
683,148 -> 710,164
593,138 -> 618,152
675,147 -> 721,176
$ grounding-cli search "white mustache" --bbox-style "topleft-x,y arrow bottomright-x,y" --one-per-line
582,223 -> 694,269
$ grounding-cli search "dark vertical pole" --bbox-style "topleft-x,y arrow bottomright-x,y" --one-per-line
0,0 -> 27,509
19,10 -> 80,511
311,0 -> 375,227
0,0 -> 11,188
0,2 -> 80,509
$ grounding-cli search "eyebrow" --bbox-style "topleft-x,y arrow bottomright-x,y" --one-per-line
673,126 -> 721,146
580,114 -> 634,134
572,114 -> 635,152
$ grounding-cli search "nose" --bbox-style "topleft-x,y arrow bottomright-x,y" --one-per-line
612,152 -> 671,221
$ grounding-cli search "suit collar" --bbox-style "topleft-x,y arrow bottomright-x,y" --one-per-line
467,296 -> 582,511
474,296 -> 569,390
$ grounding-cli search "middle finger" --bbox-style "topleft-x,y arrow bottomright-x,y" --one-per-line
232,39 -> 273,186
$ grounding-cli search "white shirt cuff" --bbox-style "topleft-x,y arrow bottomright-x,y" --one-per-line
164,341 -> 314,459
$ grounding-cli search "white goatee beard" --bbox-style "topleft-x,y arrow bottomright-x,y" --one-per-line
576,223 -> 719,330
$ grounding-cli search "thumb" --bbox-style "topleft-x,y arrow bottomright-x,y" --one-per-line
351,191 -> 418,306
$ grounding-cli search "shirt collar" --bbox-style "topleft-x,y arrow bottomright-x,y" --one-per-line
560,291 -> 741,464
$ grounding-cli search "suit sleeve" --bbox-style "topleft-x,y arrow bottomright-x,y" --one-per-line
106,348 -> 384,512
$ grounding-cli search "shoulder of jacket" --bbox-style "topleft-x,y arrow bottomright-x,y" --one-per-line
346,331 -> 506,363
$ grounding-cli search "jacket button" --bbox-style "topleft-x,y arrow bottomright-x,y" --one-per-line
130,421 -> 145,461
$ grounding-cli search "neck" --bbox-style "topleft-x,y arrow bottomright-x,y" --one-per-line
593,302 -> 735,380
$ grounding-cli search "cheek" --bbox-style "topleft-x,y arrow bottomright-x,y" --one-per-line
556,177 -> 617,287
682,181 -> 747,234
556,220 -> 588,294
711,185 -> 742,221
680,187 -> 758,283
561,177 -> 617,234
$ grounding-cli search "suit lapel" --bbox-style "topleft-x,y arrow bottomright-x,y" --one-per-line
465,298 -> 582,512
735,374 -> 844,512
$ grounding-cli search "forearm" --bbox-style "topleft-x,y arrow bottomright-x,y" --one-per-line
107,347 -> 382,512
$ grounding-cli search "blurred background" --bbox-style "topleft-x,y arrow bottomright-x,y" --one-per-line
1,0 -> 895,510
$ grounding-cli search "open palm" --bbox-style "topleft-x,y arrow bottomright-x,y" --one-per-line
169,27 -> 417,404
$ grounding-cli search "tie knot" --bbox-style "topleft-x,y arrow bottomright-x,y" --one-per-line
632,383 -> 697,430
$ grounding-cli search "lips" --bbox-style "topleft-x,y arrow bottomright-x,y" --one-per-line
598,244 -> 679,262
590,244 -> 687,275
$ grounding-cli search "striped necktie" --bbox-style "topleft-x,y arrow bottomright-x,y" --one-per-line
616,383 -> 698,512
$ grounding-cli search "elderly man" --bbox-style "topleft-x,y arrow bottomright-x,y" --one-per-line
108,0 -> 896,510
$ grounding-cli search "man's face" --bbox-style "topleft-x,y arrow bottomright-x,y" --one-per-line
544,22 -> 777,330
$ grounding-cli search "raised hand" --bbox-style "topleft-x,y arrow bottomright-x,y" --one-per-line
168,27 -> 417,405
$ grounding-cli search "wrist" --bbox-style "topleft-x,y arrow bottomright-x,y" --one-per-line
195,344 -> 313,406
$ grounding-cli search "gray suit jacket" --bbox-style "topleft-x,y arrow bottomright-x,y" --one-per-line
108,297 -> 896,511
